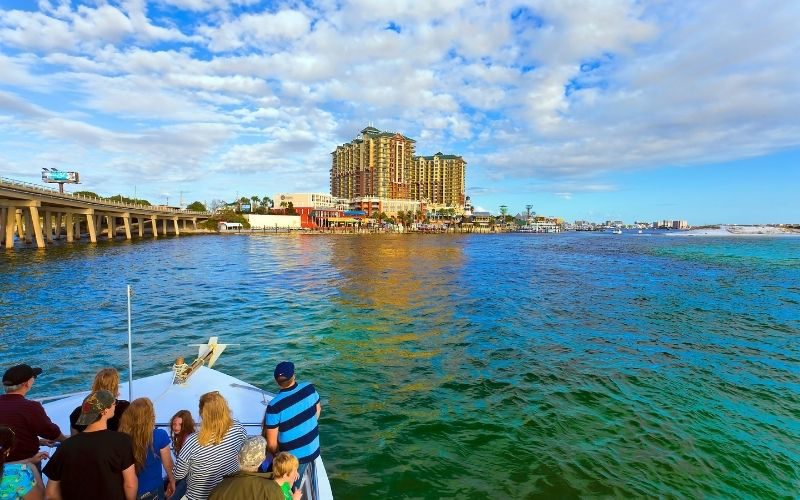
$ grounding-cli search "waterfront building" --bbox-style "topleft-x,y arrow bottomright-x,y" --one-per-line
472,212 -> 492,227
672,220 -> 689,229
330,126 -> 466,212
349,197 -> 422,218
273,193 -> 348,211
271,192 -> 348,228
522,215 -> 563,233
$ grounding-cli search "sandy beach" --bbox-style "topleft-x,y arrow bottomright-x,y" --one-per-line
671,225 -> 800,236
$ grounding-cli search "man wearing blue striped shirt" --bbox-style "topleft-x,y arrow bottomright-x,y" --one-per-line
264,361 -> 321,491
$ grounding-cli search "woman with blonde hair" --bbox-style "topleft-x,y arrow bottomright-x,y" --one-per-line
69,368 -> 130,433
118,398 -> 175,500
173,392 -> 247,500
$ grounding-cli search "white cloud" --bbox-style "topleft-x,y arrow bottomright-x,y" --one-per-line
0,9 -> 75,51
73,5 -> 134,43
201,9 -> 311,52
0,0 -> 798,204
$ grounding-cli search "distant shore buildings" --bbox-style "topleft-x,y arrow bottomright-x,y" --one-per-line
569,219 -> 690,231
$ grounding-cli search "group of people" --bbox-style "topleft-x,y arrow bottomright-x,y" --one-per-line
0,360 -> 322,500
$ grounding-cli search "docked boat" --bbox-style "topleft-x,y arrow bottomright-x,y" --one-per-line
38,337 -> 333,500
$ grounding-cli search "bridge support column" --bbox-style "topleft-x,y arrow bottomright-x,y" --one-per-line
28,206 -> 45,248
0,208 -> 5,246
137,217 -> 144,237
23,209 -> 33,244
88,214 -> 98,243
161,218 -> 168,235
53,212 -> 62,240
193,218 -> 197,230
16,211 -> 24,240
4,208 -> 15,248
151,216 -> 158,238
123,215 -> 131,240
173,217 -> 180,236
65,213 -> 74,242
44,211 -> 53,243
108,215 -> 117,240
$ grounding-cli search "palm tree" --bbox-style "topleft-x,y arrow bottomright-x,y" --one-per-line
251,196 -> 260,212
262,196 -> 273,212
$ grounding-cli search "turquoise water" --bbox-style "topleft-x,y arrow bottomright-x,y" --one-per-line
1,233 -> 799,497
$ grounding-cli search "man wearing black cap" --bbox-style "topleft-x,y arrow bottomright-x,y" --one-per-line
264,361 -> 322,492
0,363 -> 67,463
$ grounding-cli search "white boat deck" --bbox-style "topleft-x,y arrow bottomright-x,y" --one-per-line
41,366 -> 332,499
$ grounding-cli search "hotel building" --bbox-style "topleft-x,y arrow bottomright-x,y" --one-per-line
331,126 -> 466,215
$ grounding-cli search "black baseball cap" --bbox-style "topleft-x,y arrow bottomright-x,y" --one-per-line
274,361 -> 295,380
2,364 -> 43,386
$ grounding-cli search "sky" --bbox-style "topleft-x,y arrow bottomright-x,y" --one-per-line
0,0 -> 798,225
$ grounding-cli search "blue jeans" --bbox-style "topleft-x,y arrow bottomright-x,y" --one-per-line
169,479 -> 187,500
292,461 -> 316,492
138,484 -> 165,500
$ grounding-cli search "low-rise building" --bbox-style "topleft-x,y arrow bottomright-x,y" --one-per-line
349,197 -> 422,218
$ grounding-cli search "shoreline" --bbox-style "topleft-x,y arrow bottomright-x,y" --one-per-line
668,225 -> 800,237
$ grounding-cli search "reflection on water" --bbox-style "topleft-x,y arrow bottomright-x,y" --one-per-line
1,233 -> 799,498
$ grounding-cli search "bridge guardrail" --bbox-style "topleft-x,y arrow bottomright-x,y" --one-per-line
0,176 -> 210,216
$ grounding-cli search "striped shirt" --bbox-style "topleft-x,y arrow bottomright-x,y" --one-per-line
174,421 -> 247,500
265,382 -> 321,464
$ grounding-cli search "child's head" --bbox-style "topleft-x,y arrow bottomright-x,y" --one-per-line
272,451 -> 299,479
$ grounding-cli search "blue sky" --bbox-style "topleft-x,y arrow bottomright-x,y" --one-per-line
0,1 -> 798,225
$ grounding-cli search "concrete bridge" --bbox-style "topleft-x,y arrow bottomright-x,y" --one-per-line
1,177 -> 210,249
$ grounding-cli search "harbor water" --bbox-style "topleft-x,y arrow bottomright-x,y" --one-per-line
1,232 -> 798,497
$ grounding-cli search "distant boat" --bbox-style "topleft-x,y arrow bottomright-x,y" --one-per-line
638,230 -> 643,234
612,229 -> 622,234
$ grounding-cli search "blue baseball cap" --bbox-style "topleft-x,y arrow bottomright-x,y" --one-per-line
274,361 -> 294,380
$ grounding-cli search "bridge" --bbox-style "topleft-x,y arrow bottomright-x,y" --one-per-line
1,177 -> 211,250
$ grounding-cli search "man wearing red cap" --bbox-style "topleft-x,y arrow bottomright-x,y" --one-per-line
0,363 -> 67,464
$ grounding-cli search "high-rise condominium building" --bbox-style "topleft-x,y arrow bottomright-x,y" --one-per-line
413,153 -> 466,207
330,126 -> 466,208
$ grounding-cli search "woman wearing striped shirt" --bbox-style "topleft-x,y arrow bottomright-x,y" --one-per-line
173,392 -> 247,500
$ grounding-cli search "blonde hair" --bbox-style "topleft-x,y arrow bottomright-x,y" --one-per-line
198,392 -> 233,446
118,398 -> 155,473
272,452 -> 299,479
91,368 -> 120,397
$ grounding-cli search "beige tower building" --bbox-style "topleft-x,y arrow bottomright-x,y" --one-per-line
330,126 -> 416,200
413,152 -> 466,207
331,126 -> 466,210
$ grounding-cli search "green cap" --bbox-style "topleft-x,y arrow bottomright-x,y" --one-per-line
75,390 -> 116,425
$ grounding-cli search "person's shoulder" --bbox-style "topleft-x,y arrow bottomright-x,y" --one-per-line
103,430 -> 133,446
153,427 -> 170,446
299,381 -> 319,397
181,432 -> 199,449
2,462 -> 30,475
230,421 -> 247,437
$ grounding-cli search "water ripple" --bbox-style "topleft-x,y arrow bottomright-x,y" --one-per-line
1,233 -> 799,497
